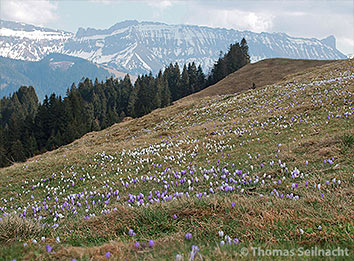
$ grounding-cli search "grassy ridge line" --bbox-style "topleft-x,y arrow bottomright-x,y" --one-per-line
182,58 -> 336,101
0,59 -> 353,260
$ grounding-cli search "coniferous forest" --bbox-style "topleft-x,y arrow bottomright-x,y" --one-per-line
0,39 -> 250,168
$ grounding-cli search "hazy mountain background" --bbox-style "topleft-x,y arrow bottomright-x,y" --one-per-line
0,53 -> 113,100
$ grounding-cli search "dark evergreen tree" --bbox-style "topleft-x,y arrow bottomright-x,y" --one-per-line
240,37 -> 251,66
128,79 -> 139,118
8,139 -> 26,163
207,39 -> 250,86
34,95 -> 51,150
164,63 -> 181,101
180,64 -> 190,97
187,62 -> 197,94
21,114 -> 37,157
0,127 -> 9,167
0,145 -> 7,167
196,65 -> 206,92
120,75 -> 133,115
159,72 -> 171,107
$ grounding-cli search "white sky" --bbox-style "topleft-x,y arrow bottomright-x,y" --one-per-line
0,0 -> 353,55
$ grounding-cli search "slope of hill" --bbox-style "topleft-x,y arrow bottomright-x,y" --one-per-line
184,58 -> 336,100
0,53 -> 118,100
0,59 -> 353,260
1,19 -> 347,75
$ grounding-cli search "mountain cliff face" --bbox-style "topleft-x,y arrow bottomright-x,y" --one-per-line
0,20 -> 72,61
0,20 -> 347,75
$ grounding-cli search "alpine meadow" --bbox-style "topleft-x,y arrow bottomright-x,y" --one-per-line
0,0 -> 353,260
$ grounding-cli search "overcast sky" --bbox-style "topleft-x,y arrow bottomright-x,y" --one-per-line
1,0 -> 353,55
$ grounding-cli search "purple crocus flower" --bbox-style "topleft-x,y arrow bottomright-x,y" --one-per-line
134,241 -> 140,248
128,229 -> 136,236
185,233 -> 192,240
45,244 -> 52,253
190,245 -> 199,260
105,252 -> 111,259
149,240 -> 155,247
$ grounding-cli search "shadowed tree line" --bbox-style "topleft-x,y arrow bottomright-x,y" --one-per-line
0,39 -> 249,167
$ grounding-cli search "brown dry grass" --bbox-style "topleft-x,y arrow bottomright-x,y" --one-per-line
182,58 -> 336,101
0,214 -> 44,242
54,240 -> 131,261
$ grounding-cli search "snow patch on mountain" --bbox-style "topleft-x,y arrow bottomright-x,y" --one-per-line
0,20 -> 72,61
0,28 -> 71,40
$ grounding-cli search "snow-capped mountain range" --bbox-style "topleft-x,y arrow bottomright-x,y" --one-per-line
0,19 -> 347,75
0,20 -> 72,61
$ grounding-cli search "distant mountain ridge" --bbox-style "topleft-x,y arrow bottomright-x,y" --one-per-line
0,19 -> 347,75
0,53 -> 114,100
0,20 -> 72,61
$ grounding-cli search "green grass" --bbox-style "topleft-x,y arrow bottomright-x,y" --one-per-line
341,133 -> 354,153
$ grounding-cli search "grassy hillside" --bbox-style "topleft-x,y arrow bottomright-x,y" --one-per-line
0,59 -> 353,260
184,58 -> 336,100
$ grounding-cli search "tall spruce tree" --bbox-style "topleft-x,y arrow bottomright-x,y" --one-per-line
160,72 -> 171,107
164,63 -> 181,101
128,79 -> 140,118
196,65 -> 206,92
180,64 -> 190,97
